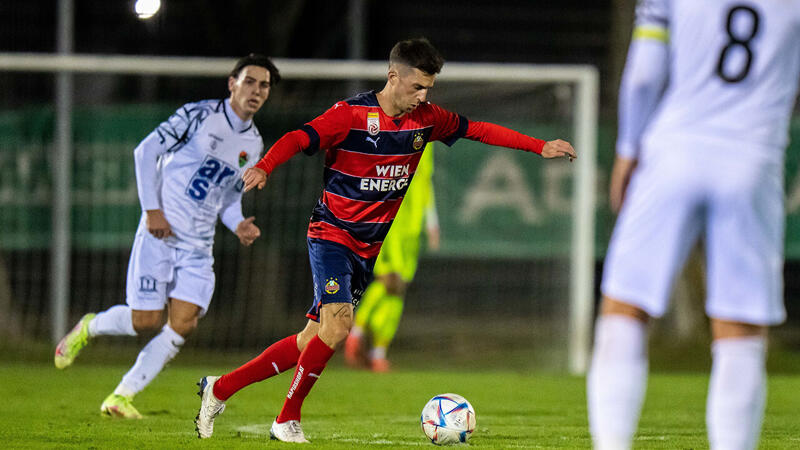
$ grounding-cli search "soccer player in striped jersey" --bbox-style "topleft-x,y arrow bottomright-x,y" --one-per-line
54,54 -> 279,419
194,38 -> 576,443
589,1 -> 800,449
344,143 -> 440,373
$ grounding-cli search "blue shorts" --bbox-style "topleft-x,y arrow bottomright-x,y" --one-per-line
306,238 -> 376,322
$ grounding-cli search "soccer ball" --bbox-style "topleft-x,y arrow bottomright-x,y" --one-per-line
420,393 -> 476,445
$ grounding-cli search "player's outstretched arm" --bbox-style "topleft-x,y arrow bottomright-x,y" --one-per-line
461,120 -> 576,161
541,139 -> 576,161
242,167 -> 268,192
235,216 -> 261,246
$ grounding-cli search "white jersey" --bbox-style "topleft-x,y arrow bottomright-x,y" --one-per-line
134,98 -> 263,253
637,0 -> 800,158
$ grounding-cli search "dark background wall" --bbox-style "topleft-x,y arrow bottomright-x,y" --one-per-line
1,0 -> 621,108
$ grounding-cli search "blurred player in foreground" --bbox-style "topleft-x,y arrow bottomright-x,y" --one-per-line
589,1 -> 800,449
54,54 -> 279,419
194,37 -> 576,443
344,143 -> 440,372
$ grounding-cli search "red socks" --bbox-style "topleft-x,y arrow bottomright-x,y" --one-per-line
276,335 -> 335,423
212,333 -> 336,423
213,334 -> 301,401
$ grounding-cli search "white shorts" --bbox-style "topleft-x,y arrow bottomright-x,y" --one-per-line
125,230 -> 215,316
602,148 -> 786,326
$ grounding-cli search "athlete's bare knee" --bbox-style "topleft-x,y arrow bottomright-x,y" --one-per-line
131,310 -> 163,333
600,296 -> 650,323
710,318 -> 767,340
318,303 -> 353,347
296,320 -> 320,351
168,316 -> 198,337
167,298 -> 202,337
318,323 -> 350,347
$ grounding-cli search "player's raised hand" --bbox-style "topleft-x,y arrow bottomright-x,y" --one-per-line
242,167 -> 268,192
235,216 -> 260,246
145,209 -> 172,239
541,139 -> 577,161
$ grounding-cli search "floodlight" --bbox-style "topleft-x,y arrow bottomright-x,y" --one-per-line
134,0 -> 161,20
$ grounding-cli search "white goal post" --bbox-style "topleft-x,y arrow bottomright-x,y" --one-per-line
0,52 -> 598,374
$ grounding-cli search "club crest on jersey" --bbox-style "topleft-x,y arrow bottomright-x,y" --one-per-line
324,278 -> 340,295
412,131 -> 425,150
367,112 -> 380,136
239,151 -> 248,167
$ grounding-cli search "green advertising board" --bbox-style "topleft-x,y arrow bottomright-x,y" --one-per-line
0,106 -> 166,250
1,108 -> 800,258
434,122 -> 617,258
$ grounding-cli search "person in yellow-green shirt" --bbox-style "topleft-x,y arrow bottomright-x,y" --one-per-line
344,143 -> 439,372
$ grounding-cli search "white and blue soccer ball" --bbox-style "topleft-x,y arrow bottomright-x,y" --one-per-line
420,393 -> 476,445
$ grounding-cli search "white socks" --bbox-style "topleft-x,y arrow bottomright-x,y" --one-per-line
707,336 -> 767,450
349,326 -> 364,339
588,315 -> 649,450
89,305 -> 136,337
116,324 -> 185,397
370,346 -> 387,360
89,306 -> 192,399
587,316 -> 767,450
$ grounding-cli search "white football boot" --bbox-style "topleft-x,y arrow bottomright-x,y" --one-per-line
270,419 -> 310,443
194,376 -> 226,438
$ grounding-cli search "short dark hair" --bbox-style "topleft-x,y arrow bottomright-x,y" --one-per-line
389,38 -> 444,75
230,53 -> 281,85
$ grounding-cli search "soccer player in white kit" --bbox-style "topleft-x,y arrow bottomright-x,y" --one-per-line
53,54 -> 279,419
588,1 -> 800,449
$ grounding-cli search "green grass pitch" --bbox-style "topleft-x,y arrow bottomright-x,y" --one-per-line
2,359 -> 800,448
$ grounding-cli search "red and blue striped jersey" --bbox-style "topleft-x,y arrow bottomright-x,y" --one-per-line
300,91 -> 466,258
255,90 -> 545,259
